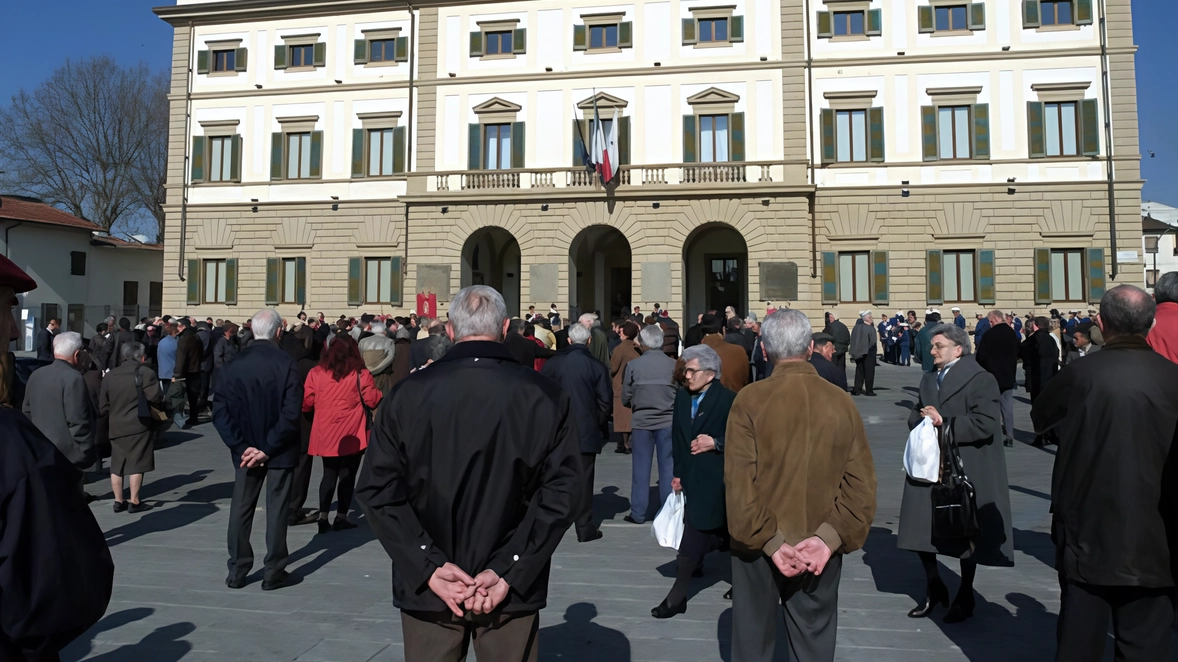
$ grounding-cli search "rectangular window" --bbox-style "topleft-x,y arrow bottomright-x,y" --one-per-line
700,114 -> 729,163
1050,249 -> 1084,302
66,304 -> 85,334
1044,101 -> 1079,157
368,128 -> 395,176
835,109 -> 868,163
590,24 -> 619,49
70,251 -> 86,276
1041,0 -> 1074,26
213,49 -> 236,72
485,31 -> 513,55
290,44 -> 315,67
208,136 -> 235,182
935,5 -> 969,31
698,17 -> 729,42
1145,236 -> 1160,254
281,258 -> 298,304
365,257 -> 394,304
833,11 -> 866,36
483,123 -> 512,170
286,132 -> 313,179
203,259 -> 228,304
937,106 -> 972,159
369,39 -> 396,62
943,251 -> 977,303
149,281 -> 163,317
838,252 -> 870,303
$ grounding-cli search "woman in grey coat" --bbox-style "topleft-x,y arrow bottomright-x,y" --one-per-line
898,324 -> 1013,623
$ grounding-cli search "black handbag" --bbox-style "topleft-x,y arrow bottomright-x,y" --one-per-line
135,364 -> 168,428
930,422 -> 980,541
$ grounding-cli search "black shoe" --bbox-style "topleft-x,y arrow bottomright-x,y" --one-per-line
181,421 -> 194,430
907,578 -> 950,618
943,592 -> 976,623
578,529 -> 603,543
623,515 -> 642,524
261,571 -> 301,591
651,600 -> 686,619
85,493 -> 100,504
865,392 -> 878,397
113,501 -> 128,513
1031,436 -> 1046,448
226,575 -> 247,589
291,511 -> 319,526
850,390 -> 862,396
128,501 -> 152,513
1004,437 -> 1014,447
723,588 -> 732,600
614,445 -> 628,454
317,520 -> 330,535
332,518 -> 358,531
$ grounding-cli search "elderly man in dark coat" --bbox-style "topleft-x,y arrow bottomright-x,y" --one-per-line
822,312 -> 851,371
975,309 -> 1021,447
542,322 -> 612,542
899,323 -> 1012,624
174,317 -> 204,428
22,331 -> 96,472
849,311 -> 878,396
1032,285 -> 1178,662
809,333 -> 848,390
1019,316 -> 1059,446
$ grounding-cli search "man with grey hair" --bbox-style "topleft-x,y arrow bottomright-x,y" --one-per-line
726,309 -> 877,662
23,331 -> 96,472
849,311 -> 878,396
578,313 -> 610,366
358,286 -> 582,660
543,320 -> 611,542
976,309 -> 1021,447
621,324 -> 678,524
213,308 -> 303,591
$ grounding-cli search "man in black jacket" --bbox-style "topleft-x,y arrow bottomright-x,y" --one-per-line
1019,316 -> 1059,446
541,322 -> 612,543
823,312 -> 851,371
809,333 -> 847,391
34,318 -> 58,361
212,309 -> 303,591
975,310 -> 1020,447
503,318 -> 554,369
98,317 -> 135,371
1032,285 -> 1178,662
357,286 -> 581,661
174,317 -> 204,428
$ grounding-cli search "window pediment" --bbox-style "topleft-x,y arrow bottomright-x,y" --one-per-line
687,87 -> 741,106
576,92 -> 629,111
472,97 -> 522,114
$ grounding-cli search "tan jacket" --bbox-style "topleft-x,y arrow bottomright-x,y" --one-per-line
725,361 -> 877,556
701,334 -> 750,393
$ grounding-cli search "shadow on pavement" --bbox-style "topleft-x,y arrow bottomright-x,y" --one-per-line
861,526 -> 922,601
1010,485 -> 1051,501
652,549 -> 731,603
155,431 -> 203,450
1013,527 -> 1056,569
105,503 -> 218,547
286,516 -> 377,578
61,607 -> 155,662
539,603 -> 630,662
82,622 -> 195,662
140,469 -> 214,500
593,485 -> 630,523
177,480 -> 235,504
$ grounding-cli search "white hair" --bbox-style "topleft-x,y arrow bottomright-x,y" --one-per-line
120,341 -> 145,363
250,309 -> 283,340
450,285 -> 508,340
52,331 -> 83,358
638,324 -> 664,350
682,344 -> 722,377
568,323 -> 591,345
760,309 -> 814,362
370,322 -> 387,335
577,313 -> 596,327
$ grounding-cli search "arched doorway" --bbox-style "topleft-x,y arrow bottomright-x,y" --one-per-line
569,226 -> 631,321
461,227 -> 521,315
683,223 -> 749,324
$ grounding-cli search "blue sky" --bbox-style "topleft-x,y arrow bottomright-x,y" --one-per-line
0,0 -> 1174,206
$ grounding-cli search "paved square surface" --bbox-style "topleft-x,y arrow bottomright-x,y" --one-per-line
60,363 -> 1081,661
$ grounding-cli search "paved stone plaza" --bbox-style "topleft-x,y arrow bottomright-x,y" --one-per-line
61,363 -> 1073,662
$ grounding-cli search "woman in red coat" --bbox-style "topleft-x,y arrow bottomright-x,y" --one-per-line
302,333 -> 382,534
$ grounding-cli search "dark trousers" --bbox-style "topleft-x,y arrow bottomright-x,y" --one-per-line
319,453 -> 363,517
198,368 -> 212,407
401,610 -> 538,662
184,372 -> 202,423
288,452 -> 315,521
226,465 -> 293,584
731,550 -> 843,662
1055,574 -> 1175,662
834,353 -> 846,372
665,519 -> 730,607
852,352 -> 876,395
575,452 -> 598,540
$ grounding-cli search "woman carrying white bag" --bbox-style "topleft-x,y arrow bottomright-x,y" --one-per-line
651,345 -> 737,619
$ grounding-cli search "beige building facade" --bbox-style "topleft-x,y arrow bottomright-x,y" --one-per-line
155,0 -> 1142,326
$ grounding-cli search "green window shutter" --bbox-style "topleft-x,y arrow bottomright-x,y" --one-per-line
977,250 -> 996,305
274,44 -> 287,70
969,3 -> 987,30
309,131 -> 323,178
820,108 -> 835,164
234,47 -> 248,72
229,135 -> 242,182
1080,98 -> 1100,156
313,42 -> 327,67
395,36 -> 409,62
265,258 -> 279,305
186,259 -> 201,305
871,251 -> 889,305
295,257 -> 307,306
1027,101 -> 1047,158
351,128 -> 365,178
393,126 -> 407,173
197,50 -> 210,74
730,16 -> 744,42
347,257 -> 362,306
817,11 -> 833,39
927,250 -> 944,305
470,31 -> 484,57
225,258 -> 238,306
972,103 -> 990,160
868,107 -> 885,162
1034,248 -> 1051,305
572,118 -> 587,166
1085,248 -> 1106,302
468,123 -> 481,169
191,136 -> 206,182
510,122 -> 525,169
821,252 -> 838,305
271,132 -> 284,180
618,116 -> 631,165
682,18 -> 697,45
917,6 -> 935,33
354,39 -> 368,64
513,28 -> 527,54
682,115 -> 697,163
921,106 -> 938,161
1076,0 -> 1094,25
573,25 -> 588,51
389,257 -> 403,305
619,21 -> 633,48
729,112 -> 745,162
1022,0 -> 1041,28
866,9 -> 883,37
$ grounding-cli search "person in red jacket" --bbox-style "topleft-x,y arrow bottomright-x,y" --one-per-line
1148,272 -> 1178,363
302,333 -> 382,534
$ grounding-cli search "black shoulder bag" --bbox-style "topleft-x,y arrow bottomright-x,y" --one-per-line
356,371 -> 373,432
135,364 -> 168,428
930,421 -> 980,541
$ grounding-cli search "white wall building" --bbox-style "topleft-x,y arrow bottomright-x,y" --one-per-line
1143,201 -> 1178,292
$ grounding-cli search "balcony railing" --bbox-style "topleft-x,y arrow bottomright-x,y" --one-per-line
682,164 -> 747,184
430,161 -> 783,193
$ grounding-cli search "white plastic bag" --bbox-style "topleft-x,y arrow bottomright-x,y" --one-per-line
651,491 -> 686,550
904,416 -> 941,483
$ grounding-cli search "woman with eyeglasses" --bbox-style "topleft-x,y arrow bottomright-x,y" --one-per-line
897,323 -> 1013,623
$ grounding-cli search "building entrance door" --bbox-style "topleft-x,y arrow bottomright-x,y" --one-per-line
707,256 -> 743,316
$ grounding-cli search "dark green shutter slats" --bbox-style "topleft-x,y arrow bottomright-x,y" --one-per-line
730,16 -> 744,42
572,119 -> 587,166
390,257 -> 403,305
866,9 -> 883,36
927,250 -> 944,305
393,126 -> 407,173
309,130 -> 323,178
821,252 -> 837,305
868,107 -> 885,162
313,42 -> 327,67
265,258 -> 279,305
1080,99 -> 1100,156
817,11 -> 833,39
969,3 -> 987,30
921,106 -> 938,161
295,257 -> 307,306
225,258 -> 238,306
977,250 -> 996,305
820,109 -> 835,164
917,6 -> 935,33
274,44 -> 287,70
682,115 -> 697,163
618,22 -> 633,48
573,25 -> 588,51
1023,0 -> 1041,28
1076,0 -> 1094,25
1085,248 -> 1106,302
234,47 -> 248,72
352,128 -> 365,178
871,251 -> 889,305
1034,248 -> 1051,305
512,28 -> 526,54
191,136 -> 206,182
229,135 -> 241,182
354,39 -> 368,64
972,103 -> 990,160
682,18 -> 697,45
510,122 -> 525,169
1027,101 -> 1046,158
470,31 -> 484,57
197,50 -> 210,74
186,259 -> 200,305
347,257 -> 362,306
730,112 -> 745,162
468,123 -> 481,169
395,36 -> 409,62
618,116 -> 631,165
271,132 -> 284,180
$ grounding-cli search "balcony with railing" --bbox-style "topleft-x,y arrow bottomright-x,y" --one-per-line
429,161 -> 785,194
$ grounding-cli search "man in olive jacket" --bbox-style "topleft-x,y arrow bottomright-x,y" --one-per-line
726,309 -> 877,662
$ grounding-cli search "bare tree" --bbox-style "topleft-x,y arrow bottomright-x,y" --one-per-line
0,56 -> 170,240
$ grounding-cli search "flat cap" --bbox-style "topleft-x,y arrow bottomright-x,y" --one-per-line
811,332 -> 834,343
0,254 -> 37,294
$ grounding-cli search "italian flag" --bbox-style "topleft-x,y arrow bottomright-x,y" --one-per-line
591,107 -> 620,184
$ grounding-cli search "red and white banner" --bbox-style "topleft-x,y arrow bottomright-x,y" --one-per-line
589,107 -> 620,184
416,292 -> 437,318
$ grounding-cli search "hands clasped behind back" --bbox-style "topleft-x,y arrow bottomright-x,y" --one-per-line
428,563 -> 513,617
770,537 -> 834,578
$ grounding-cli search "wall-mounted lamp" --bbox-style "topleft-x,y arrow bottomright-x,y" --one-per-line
652,202 -> 660,209
901,180 -> 910,186
759,56 -> 767,62
654,61 -> 661,67
251,205 -> 259,213
1007,177 -> 1016,183
761,198 -> 770,206
1007,187 -> 1016,195
901,189 -> 910,198
334,79 -> 342,84
448,72 -> 456,77
1002,46 -> 1011,51
545,67 -> 553,72
255,84 -> 262,89
541,204 -> 549,211
441,206 -> 449,214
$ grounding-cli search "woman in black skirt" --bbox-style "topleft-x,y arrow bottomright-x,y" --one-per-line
99,342 -> 163,513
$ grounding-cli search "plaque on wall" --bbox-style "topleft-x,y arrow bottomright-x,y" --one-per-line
760,262 -> 799,301
416,264 -> 452,301
530,264 -> 560,304
641,262 -> 672,303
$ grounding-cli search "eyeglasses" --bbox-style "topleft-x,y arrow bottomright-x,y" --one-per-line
683,368 -> 713,377
930,342 -> 958,351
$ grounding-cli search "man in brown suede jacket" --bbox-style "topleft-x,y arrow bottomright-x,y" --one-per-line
725,309 -> 877,662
